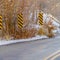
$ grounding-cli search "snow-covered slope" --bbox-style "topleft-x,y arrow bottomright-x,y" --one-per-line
0,13 -> 60,46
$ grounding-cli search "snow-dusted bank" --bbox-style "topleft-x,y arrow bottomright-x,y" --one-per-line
0,13 -> 60,46
0,35 -> 48,46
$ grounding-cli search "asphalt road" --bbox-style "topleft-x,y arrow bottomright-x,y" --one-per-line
0,0 -> 60,60
0,36 -> 60,60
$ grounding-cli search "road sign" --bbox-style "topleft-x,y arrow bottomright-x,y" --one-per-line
18,13 -> 23,29
38,12 -> 43,25
0,16 -> 2,30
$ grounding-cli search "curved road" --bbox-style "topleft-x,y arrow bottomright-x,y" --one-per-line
0,36 -> 60,60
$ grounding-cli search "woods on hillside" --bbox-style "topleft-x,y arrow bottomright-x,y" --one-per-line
0,0 -> 59,40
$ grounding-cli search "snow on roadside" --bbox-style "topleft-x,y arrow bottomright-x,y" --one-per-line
0,35 -> 48,45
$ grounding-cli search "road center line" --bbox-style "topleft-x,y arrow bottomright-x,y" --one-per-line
51,53 -> 60,60
44,50 -> 60,60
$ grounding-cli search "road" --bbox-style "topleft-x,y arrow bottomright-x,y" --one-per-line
0,36 -> 60,60
41,0 -> 60,22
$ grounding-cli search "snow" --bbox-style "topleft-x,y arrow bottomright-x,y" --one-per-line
0,35 -> 48,45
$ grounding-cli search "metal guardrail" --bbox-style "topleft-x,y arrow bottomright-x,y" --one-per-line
49,14 -> 60,24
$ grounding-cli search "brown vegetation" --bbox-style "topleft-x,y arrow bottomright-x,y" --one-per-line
0,0 -> 58,40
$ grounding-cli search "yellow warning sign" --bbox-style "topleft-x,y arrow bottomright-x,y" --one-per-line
38,12 -> 43,25
18,13 -> 23,29
0,16 -> 2,30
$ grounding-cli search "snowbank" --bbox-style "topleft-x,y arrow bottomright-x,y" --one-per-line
0,35 -> 48,45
